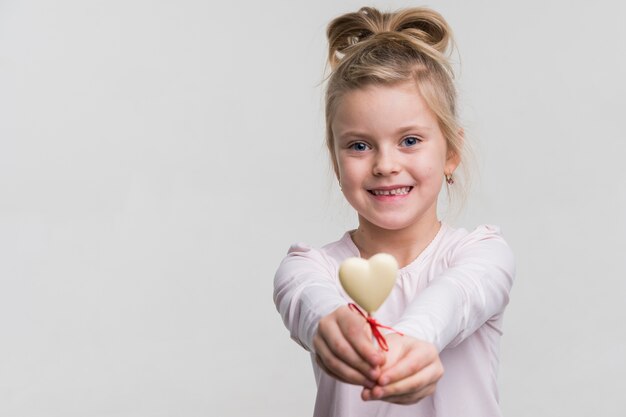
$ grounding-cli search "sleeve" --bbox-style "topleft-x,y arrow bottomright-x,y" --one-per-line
393,225 -> 516,352
273,243 -> 347,352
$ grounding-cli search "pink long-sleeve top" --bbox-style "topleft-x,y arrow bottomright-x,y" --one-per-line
273,223 -> 516,417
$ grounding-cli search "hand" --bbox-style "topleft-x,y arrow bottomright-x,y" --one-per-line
361,334 -> 443,405
313,305 -> 385,388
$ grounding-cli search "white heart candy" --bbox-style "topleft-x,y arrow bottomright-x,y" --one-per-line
338,253 -> 399,314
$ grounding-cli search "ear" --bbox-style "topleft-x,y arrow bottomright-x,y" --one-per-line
445,128 -> 463,173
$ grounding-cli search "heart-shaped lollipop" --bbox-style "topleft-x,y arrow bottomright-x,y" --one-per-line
338,253 -> 398,314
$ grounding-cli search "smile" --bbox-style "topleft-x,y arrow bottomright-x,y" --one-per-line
368,186 -> 413,196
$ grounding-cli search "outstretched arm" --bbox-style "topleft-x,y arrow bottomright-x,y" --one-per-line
393,225 -> 515,351
370,225 -> 516,403
273,243 -> 345,350
273,243 -> 383,386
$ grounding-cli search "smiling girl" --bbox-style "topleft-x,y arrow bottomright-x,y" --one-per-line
274,6 -> 515,417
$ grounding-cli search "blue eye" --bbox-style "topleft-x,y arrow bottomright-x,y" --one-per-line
401,136 -> 421,147
350,142 -> 370,151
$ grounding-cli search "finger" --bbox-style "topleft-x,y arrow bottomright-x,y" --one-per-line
314,336 -> 376,387
362,380 -> 436,404
315,354 -> 350,385
378,382 -> 437,405
373,361 -> 443,399
321,320 -> 382,380
316,354 -> 373,388
378,345 -> 437,386
339,312 -> 386,369
361,387 -> 372,401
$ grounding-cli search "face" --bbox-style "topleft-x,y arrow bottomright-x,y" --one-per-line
332,81 -> 458,232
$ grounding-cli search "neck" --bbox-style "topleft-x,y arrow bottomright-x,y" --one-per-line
351,216 -> 442,268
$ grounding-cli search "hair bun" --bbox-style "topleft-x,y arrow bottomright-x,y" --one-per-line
327,7 -> 452,69
326,7 -> 383,69
392,8 -> 451,54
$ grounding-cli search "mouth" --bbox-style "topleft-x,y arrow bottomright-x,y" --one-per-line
367,186 -> 413,196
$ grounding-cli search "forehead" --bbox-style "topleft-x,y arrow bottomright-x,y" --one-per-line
332,81 -> 439,137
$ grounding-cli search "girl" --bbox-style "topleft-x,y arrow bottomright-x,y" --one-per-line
274,6 -> 515,417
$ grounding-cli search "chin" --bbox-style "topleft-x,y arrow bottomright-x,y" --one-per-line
362,215 -> 417,232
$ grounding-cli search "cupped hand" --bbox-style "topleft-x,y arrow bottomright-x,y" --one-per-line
313,305 -> 386,388
361,333 -> 443,405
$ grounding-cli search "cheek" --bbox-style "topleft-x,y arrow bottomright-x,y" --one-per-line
419,151 -> 447,179
417,163 -> 441,181
337,156 -> 358,180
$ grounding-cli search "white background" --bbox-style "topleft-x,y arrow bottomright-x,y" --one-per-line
1,0 -> 625,416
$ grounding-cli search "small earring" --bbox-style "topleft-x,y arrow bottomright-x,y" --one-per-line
445,174 -> 454,185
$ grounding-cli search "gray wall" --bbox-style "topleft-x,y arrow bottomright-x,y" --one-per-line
1,0 -> 624,416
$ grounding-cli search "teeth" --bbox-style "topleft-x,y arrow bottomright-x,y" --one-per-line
372,187 -> 411,196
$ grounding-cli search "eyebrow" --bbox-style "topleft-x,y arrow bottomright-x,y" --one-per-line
336,124 -> 433,140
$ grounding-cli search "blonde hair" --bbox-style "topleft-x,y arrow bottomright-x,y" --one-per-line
324,7 -> 469,209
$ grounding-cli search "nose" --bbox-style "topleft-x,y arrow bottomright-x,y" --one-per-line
372,149 -> 400,176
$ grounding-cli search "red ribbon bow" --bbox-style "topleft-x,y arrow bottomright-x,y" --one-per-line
348,303 -> 404,351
